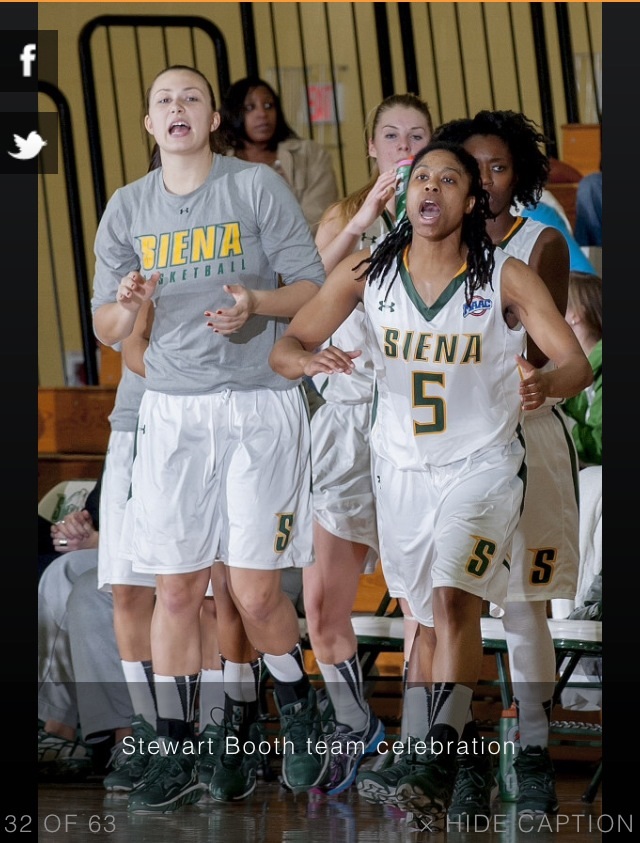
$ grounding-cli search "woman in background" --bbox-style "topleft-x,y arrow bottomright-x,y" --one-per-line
219,76 -> 339,232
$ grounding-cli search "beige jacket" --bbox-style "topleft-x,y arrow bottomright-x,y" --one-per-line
227,138 -> 339,232
274,138 -> 339,232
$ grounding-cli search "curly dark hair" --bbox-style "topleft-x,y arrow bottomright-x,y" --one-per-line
431,110 -> 550,210
218,76 -> 298,152
355,140 -> 495,307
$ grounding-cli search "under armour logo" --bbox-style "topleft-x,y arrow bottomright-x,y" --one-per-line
139,425 -> 146,434
180,207 -> 190,214
378,301 -> 395,312
361,233 -> 378,244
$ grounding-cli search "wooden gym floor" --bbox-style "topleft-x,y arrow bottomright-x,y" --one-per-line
37,565 -> 607,841
38,756 -> 604,843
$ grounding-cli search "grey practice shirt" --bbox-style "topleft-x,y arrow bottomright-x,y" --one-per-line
92,155 -> 325,395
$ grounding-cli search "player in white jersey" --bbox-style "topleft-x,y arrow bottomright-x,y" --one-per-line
269,140 -> 592,825
307,94 -> 434,795
500,219 -> 579,601
91,66 -> 328,813
434,110 -> 580,818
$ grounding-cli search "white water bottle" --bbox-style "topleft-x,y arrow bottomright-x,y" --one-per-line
498,703 -> 520,801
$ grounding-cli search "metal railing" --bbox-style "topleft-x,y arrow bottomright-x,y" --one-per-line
38,81 -> 98,386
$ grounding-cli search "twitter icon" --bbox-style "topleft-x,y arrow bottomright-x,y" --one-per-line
2,113 -> 57,175
8,130 -> 47,160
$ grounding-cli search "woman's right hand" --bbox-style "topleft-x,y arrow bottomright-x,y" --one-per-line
50,509 -> 99,553
346,168 -> 397,236
116,270 -> 160,312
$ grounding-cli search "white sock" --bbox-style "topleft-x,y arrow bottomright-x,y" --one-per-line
121,659 -> 157,729
503,600 -> 556,749
198,668 -> 224,731
154,672 -> 200,723
429,682 -> 473,740
222,660 -> 259,703
515,699 -> 553,749
317,655 -> 369,733
262,646 -> 304,684
402,685 -> 431,741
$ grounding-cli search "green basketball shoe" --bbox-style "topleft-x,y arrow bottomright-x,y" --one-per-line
128,740 -> 205,814
277,687 -> 329,794
103,715 -> 156,792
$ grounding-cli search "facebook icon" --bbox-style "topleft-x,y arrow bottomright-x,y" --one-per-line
20,43 -> 37,77
0,31 -> 57,91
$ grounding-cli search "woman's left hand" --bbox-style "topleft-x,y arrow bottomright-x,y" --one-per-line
205,285 -> 256,335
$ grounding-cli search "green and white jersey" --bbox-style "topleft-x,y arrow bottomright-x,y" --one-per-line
498,215 -> 546,265
92,155 -> 324,395
364,246 -> 525,469
500,215 -> 563,411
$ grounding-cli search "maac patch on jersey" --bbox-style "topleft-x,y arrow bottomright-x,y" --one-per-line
463,296 -> 493,318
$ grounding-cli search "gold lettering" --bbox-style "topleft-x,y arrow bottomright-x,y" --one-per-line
192,227 -> 216,262
171,231 -> 189,266
137,236 -> 156,272
157,233 -> 170,269
219,223 -> 242,258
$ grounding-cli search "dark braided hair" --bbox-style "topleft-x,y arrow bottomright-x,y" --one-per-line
355,140 -> 495,307
432,110 -> 550,209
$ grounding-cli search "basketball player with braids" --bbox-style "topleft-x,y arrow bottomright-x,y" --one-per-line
269,140 -> 592,826
307,92 -> 433,796
433,110 -> 580,819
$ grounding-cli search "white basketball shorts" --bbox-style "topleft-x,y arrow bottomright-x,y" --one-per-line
311,401 -> 379,573
122,387 -> 314,575
506,406 -> 580,602
373,439 -> 525,626
98,429 -> 156,591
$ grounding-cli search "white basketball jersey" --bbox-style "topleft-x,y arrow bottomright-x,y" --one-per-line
501,215 -> 563,410
499,215 -> 547,265
313,213 -> 393,404
364,246 -> 525,469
